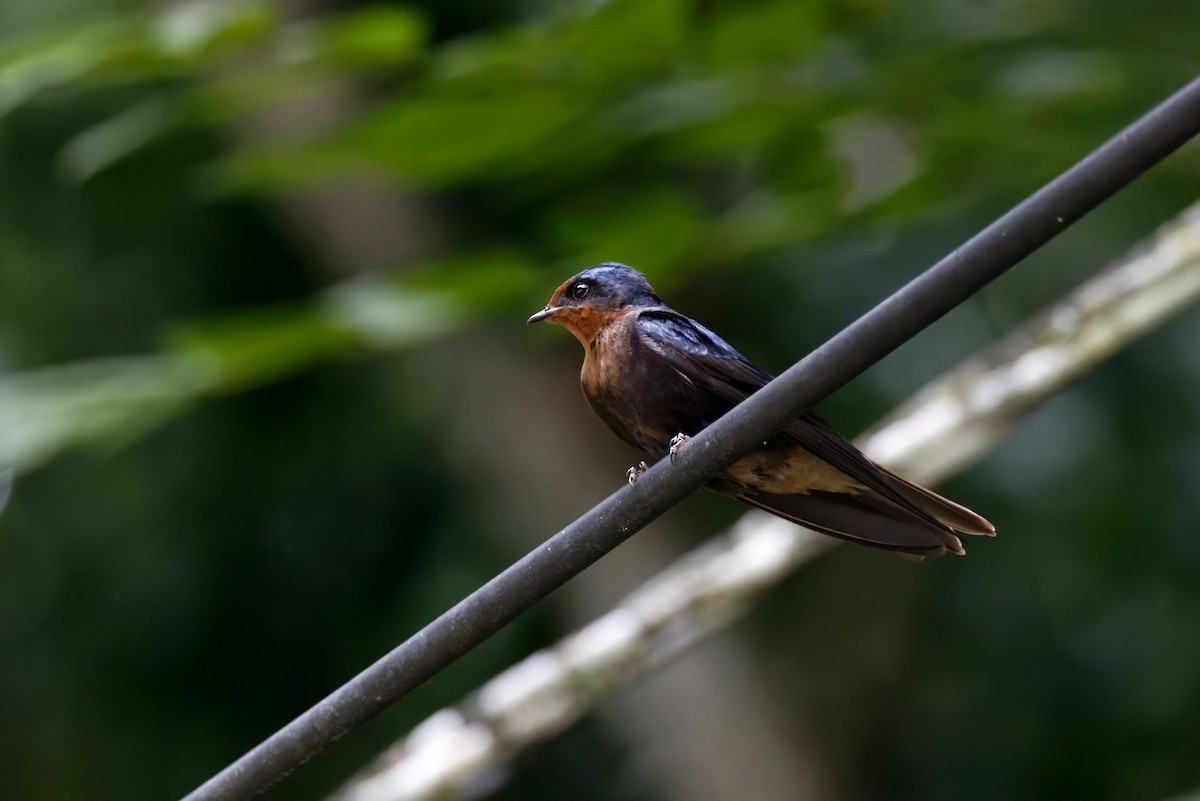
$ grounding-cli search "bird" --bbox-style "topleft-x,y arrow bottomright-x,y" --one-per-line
528,261 -> 995,559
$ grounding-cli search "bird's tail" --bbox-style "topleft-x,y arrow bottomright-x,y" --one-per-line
875,464 -> 996,536
714,475 -> 993,559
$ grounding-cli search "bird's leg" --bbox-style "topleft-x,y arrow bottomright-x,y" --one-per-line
668,433 -> 691,463
626,460 -> 650,485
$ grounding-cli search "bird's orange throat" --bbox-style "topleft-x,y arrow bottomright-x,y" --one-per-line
547,306 -> 615,349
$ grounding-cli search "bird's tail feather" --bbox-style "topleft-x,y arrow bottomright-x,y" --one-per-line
875,465 -> 996,536
718,482 -> 966,559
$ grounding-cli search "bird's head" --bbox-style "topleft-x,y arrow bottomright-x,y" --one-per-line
527,262 -> 662,346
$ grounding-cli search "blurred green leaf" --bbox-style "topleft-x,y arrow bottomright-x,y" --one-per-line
397,249 -> 545,315
58,94 -> 188,182
150,0 -> 276,61
167,304 -> 361,394
0,276 -> 474,470
168,278 -> 468,392
562,0 -> 688,81
316,6 -> 428,70
321,274 -> 465,347
695,0 -> 832,68
0,356 -> 215,468
0,2 -> 276,116
223,88 -> 593,190
435,0 -> 686,89
341,89 -> 593,185
546,188 -> 700,272
0,22 -> 140,115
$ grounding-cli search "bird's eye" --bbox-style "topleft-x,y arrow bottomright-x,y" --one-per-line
569,281 -> 590,300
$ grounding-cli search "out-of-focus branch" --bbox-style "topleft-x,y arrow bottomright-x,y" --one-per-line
326,198 -> 1200,801
860,199 -> 1200,484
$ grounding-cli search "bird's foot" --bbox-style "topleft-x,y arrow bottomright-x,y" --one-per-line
668,433 -> 691,463
626,460 -> 650,486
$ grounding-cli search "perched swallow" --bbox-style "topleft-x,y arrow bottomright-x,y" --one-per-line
529,262 -> 995,558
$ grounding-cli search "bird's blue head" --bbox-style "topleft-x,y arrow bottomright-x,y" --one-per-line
528,262 -> 664,346
528,262 -> 662,324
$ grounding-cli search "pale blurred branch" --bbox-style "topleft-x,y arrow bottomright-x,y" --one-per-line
861,198 -> 1200,483
326,198 -> 1200,801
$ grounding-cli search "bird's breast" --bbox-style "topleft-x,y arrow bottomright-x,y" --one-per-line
578,320 -> 676,454
580,330 -> 627,398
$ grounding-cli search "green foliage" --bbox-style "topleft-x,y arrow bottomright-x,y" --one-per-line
319,6 -> 427,70
0,356 -> 209,467
1,2 -> 1199,801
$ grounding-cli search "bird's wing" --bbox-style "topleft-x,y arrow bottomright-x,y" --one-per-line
636,309 -> 901,488
636,309 -> 991,535
636,309 -> 774,401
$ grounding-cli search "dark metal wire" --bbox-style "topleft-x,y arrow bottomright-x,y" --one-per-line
182,75 -> 1200,801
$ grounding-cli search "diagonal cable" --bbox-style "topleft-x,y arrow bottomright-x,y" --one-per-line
181,75 -> 1200,801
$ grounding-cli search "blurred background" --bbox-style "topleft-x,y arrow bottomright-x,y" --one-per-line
1,1 -> 1199,800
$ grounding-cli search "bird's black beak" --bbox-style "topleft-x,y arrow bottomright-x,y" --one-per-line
527,306 -> 556,324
